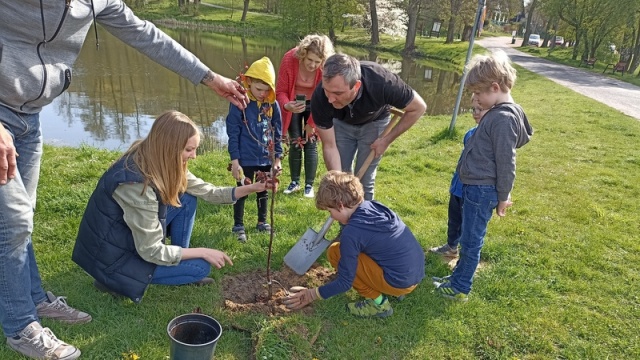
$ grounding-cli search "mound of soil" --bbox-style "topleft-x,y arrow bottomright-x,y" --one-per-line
222,264 -> 335,316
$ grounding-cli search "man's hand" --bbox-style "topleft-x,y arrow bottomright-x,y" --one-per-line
201,71 -> 249,110
370,137 -> 391,158
496,198 -> 513,217
282,286 -> 319,310
0,125 -> 17,185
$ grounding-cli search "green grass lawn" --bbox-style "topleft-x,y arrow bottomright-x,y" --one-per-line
6,63 -> 639,359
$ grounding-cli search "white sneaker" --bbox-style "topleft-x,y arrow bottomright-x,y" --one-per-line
6,321 -> 81,360
303,184 -> 314,198
283,181 -> 301,194
36,291 -> 92,324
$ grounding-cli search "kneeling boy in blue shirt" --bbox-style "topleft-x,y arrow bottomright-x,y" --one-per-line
283,170 -> 424,318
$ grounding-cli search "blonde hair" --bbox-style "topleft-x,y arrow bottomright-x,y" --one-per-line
315,171 -> 364,210
122,111 -> 199,207
295,34 -> 335,63
465,51 -> 517,93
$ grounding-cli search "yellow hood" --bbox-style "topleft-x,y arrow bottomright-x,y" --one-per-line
243,56 -> 276,103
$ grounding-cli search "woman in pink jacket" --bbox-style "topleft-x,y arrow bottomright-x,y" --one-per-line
276,34 -> 334,198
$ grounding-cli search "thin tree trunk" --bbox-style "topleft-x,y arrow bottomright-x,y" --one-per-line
404,0 -> 420,53
241,0 -> 249,22
520,0 -> 538,48
369,0 -> 379,45
445,16 -> 456,43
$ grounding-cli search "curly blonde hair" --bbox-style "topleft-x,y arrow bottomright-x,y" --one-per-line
295,34 -> 335,63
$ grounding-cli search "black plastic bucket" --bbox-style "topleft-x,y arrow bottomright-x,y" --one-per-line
167,313 -> 222,360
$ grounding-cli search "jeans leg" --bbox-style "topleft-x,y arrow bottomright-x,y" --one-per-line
165,193 -> 197,248
333,119 -> 358,174
0,106 -> 44,336
450,185 -> 497,294
287,114 -> 303,183
152,258 -> 211,285
353,118 -> 390,200
446,194 -> 464,247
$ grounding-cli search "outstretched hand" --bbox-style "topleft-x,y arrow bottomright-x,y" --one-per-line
282,286 -> 318,310
202,71 -> 249,110
201,249 -> 233,269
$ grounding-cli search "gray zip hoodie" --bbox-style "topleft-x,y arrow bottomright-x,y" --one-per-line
457,102 -> 533,201
0,0 -> 209,114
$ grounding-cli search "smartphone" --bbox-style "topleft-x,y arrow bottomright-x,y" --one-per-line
295,94 -> 306,105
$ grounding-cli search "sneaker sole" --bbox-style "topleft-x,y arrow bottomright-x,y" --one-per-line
44,316 -> 93,325
6,341 -> 82,360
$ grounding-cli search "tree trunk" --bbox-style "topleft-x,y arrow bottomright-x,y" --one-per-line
630,16 -> 640,75
403,0 -> 420,53
241,0 -> 249,22
369,0 -> 379,45
445,15 -> 456,44
520,0 -> 538,48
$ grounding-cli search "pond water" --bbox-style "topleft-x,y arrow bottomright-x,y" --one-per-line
41,27 -> 470,152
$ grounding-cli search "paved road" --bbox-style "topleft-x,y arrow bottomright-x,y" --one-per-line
476,36 -> 640,121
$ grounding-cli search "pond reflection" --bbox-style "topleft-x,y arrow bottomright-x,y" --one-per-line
42,27 -> 469,151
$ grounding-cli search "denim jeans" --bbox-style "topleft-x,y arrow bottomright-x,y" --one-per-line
447,194 -> 464,247
333,117 -> 390,200
152,193 -> 210,285
0,105 -> 47,337
450,185 -> 498,294
287,104 -> 317,186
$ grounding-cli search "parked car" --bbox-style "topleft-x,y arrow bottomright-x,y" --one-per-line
554,36 -> 564,45
528,34 -> 541,46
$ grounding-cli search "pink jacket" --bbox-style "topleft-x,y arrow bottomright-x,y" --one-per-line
275,48 -> 323,134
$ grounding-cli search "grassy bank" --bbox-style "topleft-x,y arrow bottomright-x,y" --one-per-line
7,63 -> 640,359
131,0 -> 476,67
516,43 -> 640,87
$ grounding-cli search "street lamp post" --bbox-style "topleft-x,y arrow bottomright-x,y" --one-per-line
448,0 -> 486,134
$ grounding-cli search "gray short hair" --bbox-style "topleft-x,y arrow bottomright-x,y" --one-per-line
322,54 -> 361,88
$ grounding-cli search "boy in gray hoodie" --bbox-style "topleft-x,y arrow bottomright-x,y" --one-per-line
434,51 -> 533,302
0,1 -> 248,359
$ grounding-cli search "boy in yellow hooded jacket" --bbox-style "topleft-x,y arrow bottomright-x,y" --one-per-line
226,56 -> 283,242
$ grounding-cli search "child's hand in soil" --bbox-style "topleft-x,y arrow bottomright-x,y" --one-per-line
283,286 -> 319,310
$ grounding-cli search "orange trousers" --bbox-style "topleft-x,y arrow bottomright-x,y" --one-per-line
327,242 -> 417,299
